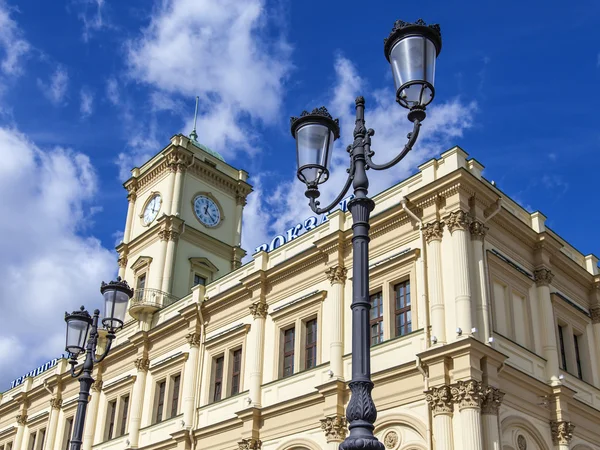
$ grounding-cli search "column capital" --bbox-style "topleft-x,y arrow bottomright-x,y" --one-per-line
451,380 -> 484,410
425,385 -> 453,415
186,332 -> 201,347
91,380 -> 103,392
590,306 -> 600,324
320,415 -> 348,442
534,268 -> 554,287
481,386 -> 505,415
236,194 -> 247,206
422,221 -> 444,243
550,420 -> 575,445
16,414 -> 27,425
444,210 -> 471,234
49,397 -> 63,410
249,302 -> 268,319
134,357 -> 150,372
118,256 -> 128,268
469,220 -> 488,241
238,438 -> 262,450
127,192 -> 137,202
326,266 -> 347,285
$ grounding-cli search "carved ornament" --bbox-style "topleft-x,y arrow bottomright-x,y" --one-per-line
445,210 -> 470,234
590,306 -> 600,324
383,430 -> 399,449
534,268 -> 554,287
186,332 -> 201,347
91,380 -> 103,392
550,421 -> 575,445
166,150 -> 193,173
249,302 -> 268,319
320,415 -> 348,442
481,385 -> 504,415
451,379 -> 483,410
326,266 -> 347,285
158,229 -> 179,242
16,414 -> 27,425
469,220 -> 488,240
346,380 -> 377,424
425,385 -> 453,415
236,194 -> 247,207
422,221 -> 443,243
50,397 -> 63,410
134,357 -> 150,372
238,438 -> 262,450
517,435 -> 527,450
118,256 -> 128,268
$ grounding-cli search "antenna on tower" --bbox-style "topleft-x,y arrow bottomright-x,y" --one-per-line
189,96 -> 199,141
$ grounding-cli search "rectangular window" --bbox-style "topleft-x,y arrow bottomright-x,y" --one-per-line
574,334 -> 583,379
305,319 -> 318,369
230,349 -> 242,395
394,281 -> 412,337
135,274 -> 146,300
7,443 -> 12,450
28,432 -> 36,450
213,356 -> 224,402
105,399 -> 117,440
36,429 -> 45,450
370,292 -> 384,346
119,395 -> 129,436
283,327 -> 295,377
558,325 -> 567,371
64,417 -> 73,450
155,380 -> 166,423
193,274 -> 206,286
170,374 -> 181,417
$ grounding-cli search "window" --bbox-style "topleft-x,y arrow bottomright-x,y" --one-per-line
305,319 -> 317,369
394,281 -> 412,337
28,428 -> 45,450
370,292 -> 384,346
574,334 -> 583,380
119,395 -> 129,436
135,274 -> 146,300
230,349 -> 242,395
170,374 -> 181,417
558,325 -> 567,371
38,429 -> 45,450
213,356 -> 224,402
282,327 -> 295,377
105,399 -> 117,440
193,274 -> 206,286
28,432 -> 36,450
63,417 -> 73,450
155,380 -> 166,423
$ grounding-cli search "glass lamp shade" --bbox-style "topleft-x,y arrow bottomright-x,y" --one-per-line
100,277 -> 134,332
290,107 -> 340,185
384,19 -> 442,109
64,307 -> 92,355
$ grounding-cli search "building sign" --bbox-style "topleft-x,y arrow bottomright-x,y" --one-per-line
255,195 -> 354,254
10,356 -> 64,389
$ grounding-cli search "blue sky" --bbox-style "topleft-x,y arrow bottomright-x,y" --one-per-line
0,0 -> 598,387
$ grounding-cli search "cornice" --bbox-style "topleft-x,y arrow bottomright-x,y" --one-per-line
188,157 -> 252,199
149,351 -> 189,373
267,250 -> 328,287
103,374 -> 137,395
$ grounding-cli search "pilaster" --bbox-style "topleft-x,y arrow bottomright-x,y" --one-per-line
128,333 -> 150,449
423,220 -> 446,344
470,220 -> 491,343
451,380 -> 484,450
82,378 -> 103,450
326,265 -> 347,379
534,267 -> 560,384
425,385 -> 454,450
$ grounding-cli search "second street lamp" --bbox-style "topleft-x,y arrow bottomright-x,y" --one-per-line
291,19 -> 442,450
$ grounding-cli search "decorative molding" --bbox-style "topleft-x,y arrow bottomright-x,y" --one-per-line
517,435 -> 527,450
238,438 -> 262,450
236,194 -> 247,206
16,414 -> 27,425
425,385 -> 453,415
158,229 -> 179,242
320,415 -> 348,442
451,380 -> 483,410
186,332 -> 201,347
589,306 -> 600,324
249,302 -> 268,319
422,221 -> 444,243
481,386 -> 504,415
91,380 -> 103,392
134,357 -> 150,372
469,220 -> 488,240
383,430 -> 399,449
534,268 -> 554,287
117,256 -> 128,268
550,421 -> 575,445
50,397 -> 63,410
326,266 -> 347,285
444,210 -> 470,234
346,380 -> 377,425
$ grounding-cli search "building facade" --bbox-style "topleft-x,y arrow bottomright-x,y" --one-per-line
1,134 -> 599,450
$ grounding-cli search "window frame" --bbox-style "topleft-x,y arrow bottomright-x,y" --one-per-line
146,351 -> 188,426
393,280 -> 412,337
62,416 -> 74,450
230,348 -> 243,396
188,257 -> 219,292
304,318 -> 318,370
369,291 -> 384,346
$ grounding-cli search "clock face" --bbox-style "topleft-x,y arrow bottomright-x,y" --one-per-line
143,194 -> 162,225
193,195 -> 221,227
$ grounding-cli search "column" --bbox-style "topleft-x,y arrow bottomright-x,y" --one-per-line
446,211 -> 473,336
45,397 -> 62,450
235,194 -> 246,247
590,306 -> 600,384
326,266 -> 347,379
160,231 -> 179,294
535,268 -> 560,384
425,385 -> 454,450
82,380 -> 103,450
321,415 -> 348,450
162,164 -> 177,216
123,191 -> 137,244
170,167 -> 185,216
248,302 -> 268,407
13,414 -> 27,450
470,221 -> 490,342
423,221 -> 446,344
481,386 -> 504,450
182,332 -> 201,428
129,357 -> 150,448
550,421 -> 575,450
118,254 -> 128,280
152,231 -> 169,291
451,380 -> 484,450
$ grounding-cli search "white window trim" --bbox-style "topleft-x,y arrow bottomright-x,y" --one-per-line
147,352 -> 188,425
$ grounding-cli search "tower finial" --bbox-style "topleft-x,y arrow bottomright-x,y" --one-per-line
190,96 -> 199,141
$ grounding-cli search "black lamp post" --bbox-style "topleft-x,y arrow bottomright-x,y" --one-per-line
291,19 -> 442,450
64,277 -> 133,450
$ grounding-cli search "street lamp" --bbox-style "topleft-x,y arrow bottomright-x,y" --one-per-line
64,277 -> 133,450
291,19 -> 442,450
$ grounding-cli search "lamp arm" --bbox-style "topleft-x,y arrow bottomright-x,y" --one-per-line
93,334 -> 115,364
308,157 -> 355,215
69,357 -> 85,378
365,118 -> 422,171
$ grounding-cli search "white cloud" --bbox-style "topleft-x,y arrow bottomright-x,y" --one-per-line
0,2 -> 30,76
0,127 -> 115,386
125,0 -> 292,165
80,86 -> 94,118
76,0 -> 108,42
241,56 -> 478,255
38,65 -> 69,105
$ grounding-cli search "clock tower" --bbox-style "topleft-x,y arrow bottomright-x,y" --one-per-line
116,133 -> 252,326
